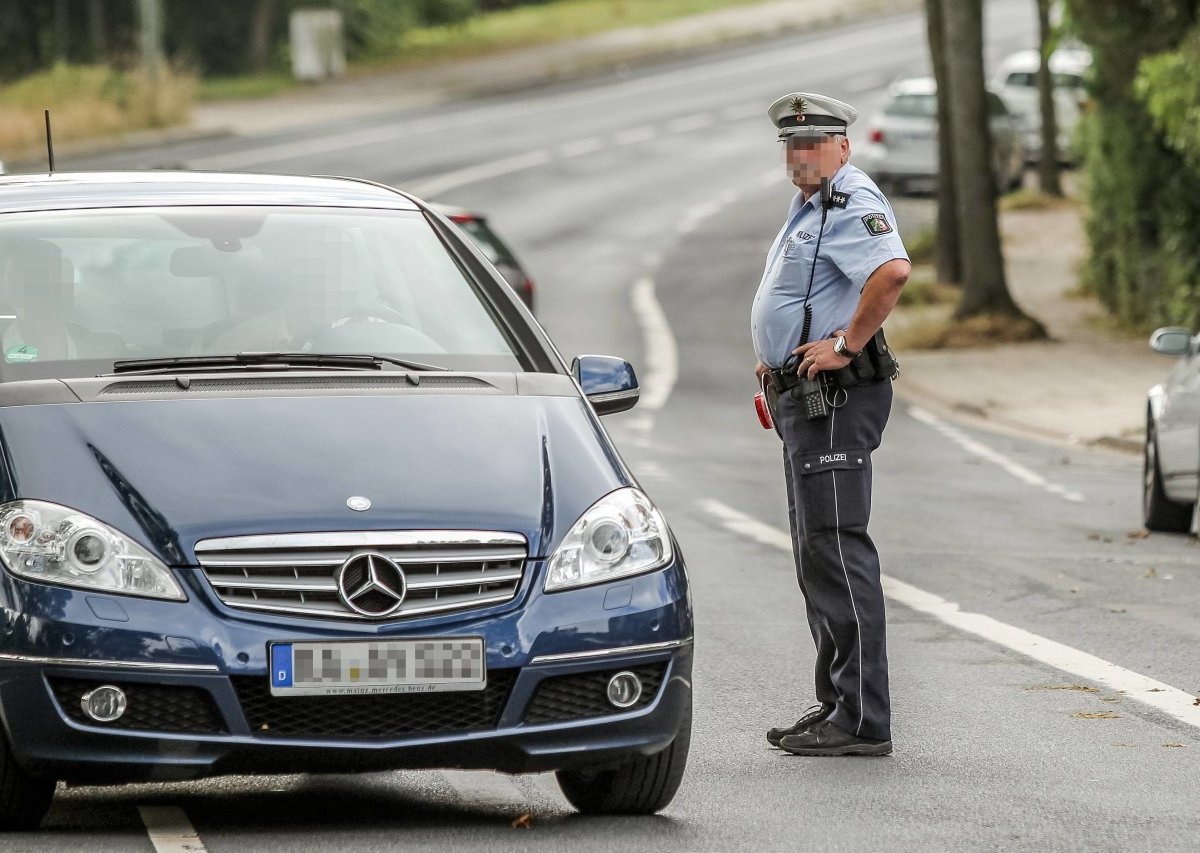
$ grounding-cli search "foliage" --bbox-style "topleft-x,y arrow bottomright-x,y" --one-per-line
0,63 -> 194,154
1065,0 -> 1200,330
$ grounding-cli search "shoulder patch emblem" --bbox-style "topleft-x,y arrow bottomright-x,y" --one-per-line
862,213 -> 892,236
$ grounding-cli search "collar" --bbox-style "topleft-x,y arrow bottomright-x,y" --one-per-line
794,162 -> 854,212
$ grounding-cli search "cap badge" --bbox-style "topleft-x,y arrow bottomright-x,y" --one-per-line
789,96 -> 808,121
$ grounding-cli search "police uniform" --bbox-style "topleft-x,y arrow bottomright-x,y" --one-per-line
754,93 -> 908,755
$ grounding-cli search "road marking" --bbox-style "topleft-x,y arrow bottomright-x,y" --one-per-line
407,149 -> 552,197
910,406 -> 1085,502
441,770 -> 530,809
721,103 -> 763,122
667,113 -> 715,134
614,125 -> 658,146
676,188 -> 741,235
697,499 -> 1200,731
558,137 -> 605,158
139,806 -> 207,853
630,276 -> 678,414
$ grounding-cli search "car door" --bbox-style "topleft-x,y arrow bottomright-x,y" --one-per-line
1157,337 -> 1200,500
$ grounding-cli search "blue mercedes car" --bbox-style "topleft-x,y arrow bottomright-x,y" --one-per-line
0,171 -> 692,828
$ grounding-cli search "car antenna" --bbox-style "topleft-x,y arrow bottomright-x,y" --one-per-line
44,109 -> 55,173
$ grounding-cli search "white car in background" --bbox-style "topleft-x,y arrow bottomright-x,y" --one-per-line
992,47 -> 1092,164
1144,327 -> 1200,533
858,77 -> 1025,196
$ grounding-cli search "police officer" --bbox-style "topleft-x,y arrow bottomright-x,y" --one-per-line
753,92 -> 910,756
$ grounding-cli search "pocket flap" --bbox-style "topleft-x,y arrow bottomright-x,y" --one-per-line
798,449 -> 868,475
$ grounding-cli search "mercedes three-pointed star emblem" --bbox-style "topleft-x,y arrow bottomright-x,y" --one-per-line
336,552 -> 407,617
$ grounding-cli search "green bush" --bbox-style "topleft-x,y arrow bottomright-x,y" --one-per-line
1065,0 -> 1200,330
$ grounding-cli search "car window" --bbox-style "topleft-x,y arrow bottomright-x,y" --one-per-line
1004,71 -> 1038,88
0,206 -> 523,379
453,218 -> 516,266
883,93 -> 937,118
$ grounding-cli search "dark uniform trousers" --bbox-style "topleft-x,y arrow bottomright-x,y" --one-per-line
776,378 -> 892,742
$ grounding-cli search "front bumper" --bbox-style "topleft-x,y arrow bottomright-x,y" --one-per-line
0,557 -> 692,784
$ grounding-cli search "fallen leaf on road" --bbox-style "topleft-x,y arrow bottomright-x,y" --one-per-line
1143,567 -> 1158,579
1193,697 -> 1200,706
511,814 -> 533,829
1087,533 -> 1101,541
1072,712 -> 1121,719
1147,688 -> 1164,692
1109,608 -> 1127,614
1112,742 -> 1136,748
1028,684 -> 1097,692
1163,743 -> 1186,748
1128,529 -> 1150,540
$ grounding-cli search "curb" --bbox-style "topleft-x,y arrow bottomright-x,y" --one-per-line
7,125 -> 235,174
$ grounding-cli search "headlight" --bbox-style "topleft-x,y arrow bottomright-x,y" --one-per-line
0,501 -> 184,601
545,488 -> 672,592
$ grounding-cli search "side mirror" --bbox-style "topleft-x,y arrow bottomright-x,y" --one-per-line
1149,327 -> 1193,358
572,355 -> 639,416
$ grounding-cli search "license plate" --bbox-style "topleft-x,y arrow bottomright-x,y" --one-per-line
269,638 -> 486,697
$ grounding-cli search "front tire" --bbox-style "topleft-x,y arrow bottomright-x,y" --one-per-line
0,732 -> 55,831
1144,414 -> 1193,532
555,704 -> 691,815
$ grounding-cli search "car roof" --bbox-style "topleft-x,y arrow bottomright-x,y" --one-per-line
887,77 -> 938,96
996,48 -> 1092,77
0,171 -> 422,215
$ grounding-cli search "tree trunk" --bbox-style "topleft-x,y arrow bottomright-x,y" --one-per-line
941,0 -> 1027,319
925,0 -> 961,285
87,0 -> 108,63
1036,0 -> 1063,195
246,0 -> 275,72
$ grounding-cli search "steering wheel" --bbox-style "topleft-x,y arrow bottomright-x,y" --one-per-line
288,304 -> 415,350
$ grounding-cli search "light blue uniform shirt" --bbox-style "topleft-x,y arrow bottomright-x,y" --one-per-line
751,163 -> 909,368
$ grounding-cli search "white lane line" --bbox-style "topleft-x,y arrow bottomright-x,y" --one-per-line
720,103 -> 762,122
407,149 -> 552,197
614,125 -> 659,146
441,770 -> 530,810
697,499 -> 1200,731
558,137 -> 605,158
909,406 -> 1085,502
630,276 -> 678,414
676,188 -> 740,235
667,113 -> 715,134
139,806 -> 207,853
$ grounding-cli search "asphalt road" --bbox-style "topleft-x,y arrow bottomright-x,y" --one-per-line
16,1 -> 1199,850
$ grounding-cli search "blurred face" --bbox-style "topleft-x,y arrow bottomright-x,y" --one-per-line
784,133 -> 849,191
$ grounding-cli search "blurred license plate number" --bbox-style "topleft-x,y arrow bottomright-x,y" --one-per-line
269,638 -> 485,696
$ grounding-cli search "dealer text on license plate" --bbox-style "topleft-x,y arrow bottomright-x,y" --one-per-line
269,637 -> 485,696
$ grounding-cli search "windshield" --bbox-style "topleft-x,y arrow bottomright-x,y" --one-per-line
0,206 -> 522,380
884,93 -> 937,118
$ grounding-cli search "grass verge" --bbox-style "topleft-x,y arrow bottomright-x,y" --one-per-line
891,312 -> 1049,350
0,64 -> 194,155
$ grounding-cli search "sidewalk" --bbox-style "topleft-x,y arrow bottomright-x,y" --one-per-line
893,198 -> 1162,454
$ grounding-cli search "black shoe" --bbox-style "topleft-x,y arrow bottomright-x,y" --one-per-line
779,720 -> 892,757
766,704 -> 833,748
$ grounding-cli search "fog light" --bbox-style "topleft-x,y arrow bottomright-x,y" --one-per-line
80,685 -> 127,722
606,671 -> 643,709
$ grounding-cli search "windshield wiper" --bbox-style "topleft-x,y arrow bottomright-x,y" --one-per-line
110,352 -> 448,374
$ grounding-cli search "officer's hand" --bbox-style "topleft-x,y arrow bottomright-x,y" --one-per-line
793,333 -> 852,380
755,361 -> 769,381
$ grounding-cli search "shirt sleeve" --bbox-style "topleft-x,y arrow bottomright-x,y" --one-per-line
824,185 -> 910,290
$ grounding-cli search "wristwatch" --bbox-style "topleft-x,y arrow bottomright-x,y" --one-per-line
833,335 -> 861,359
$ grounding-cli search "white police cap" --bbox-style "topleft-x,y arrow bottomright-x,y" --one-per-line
768,92 -> 858,140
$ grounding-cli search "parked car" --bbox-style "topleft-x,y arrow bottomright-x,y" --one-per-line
432,204 -> 536,313
1144,326 -> 1199,533
858,76 -> 1026,196
992,46 -> 1091,165
0,171 -> 693,827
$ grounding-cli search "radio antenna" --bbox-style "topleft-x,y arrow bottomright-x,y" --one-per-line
44,110 -> 55,173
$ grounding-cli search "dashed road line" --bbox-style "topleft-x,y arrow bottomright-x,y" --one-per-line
139,806 -> 206,853
630,276 -> 679,415
697,499 -> 1200,730
910,406 -> 1085,502
408,149 -> 552,197
558,137 -> 605,158
614,125 -> 659,146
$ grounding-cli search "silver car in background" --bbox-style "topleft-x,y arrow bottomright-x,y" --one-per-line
858,77 -> 1025,196
992,47 -> 1091,165
1145,327 -> 1200,533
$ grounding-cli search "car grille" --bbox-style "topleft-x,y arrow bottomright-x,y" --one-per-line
232,670 -> 517,739
523,664 -> 666,724
49,678 -> 225,734
195,531 -> 527,621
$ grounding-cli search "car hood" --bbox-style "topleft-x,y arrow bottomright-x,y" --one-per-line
0,391 -> 629,563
